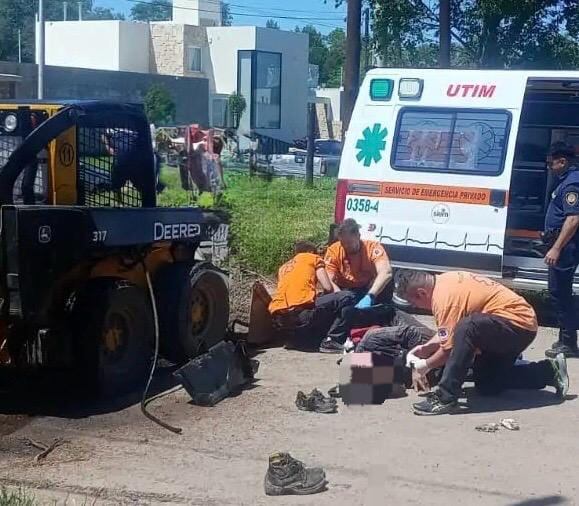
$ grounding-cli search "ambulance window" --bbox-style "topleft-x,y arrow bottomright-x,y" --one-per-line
393,108 -> 511,175
514,128 -> 550,163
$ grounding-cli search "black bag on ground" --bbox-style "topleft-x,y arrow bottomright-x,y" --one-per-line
174,339 -> 259,406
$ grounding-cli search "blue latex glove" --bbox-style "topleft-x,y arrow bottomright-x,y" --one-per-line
355,294 -> 374,309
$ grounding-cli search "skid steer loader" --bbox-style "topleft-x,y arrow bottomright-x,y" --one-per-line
0,100 -> 230,395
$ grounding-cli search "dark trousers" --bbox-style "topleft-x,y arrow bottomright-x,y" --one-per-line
548,243 -> 579,348
356,310 -> 435,353
326,285 -> 394,344
272,291 -> 358,351
437,314 -> 554,403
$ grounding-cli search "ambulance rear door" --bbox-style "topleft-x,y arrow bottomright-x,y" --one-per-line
337,70 -> 529,275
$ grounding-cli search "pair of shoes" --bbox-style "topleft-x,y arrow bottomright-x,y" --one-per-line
319,339 -> 344,354
264,452 -> 327,496
545,344 -> 579,359
296,389 -> 338,413
412,391 -> 458,416
549,353 -> 570,399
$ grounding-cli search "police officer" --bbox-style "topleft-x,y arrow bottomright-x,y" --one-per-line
544,142 -> 579,358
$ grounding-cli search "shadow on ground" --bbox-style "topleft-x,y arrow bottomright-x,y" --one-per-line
457,387 -> 577,414
508,496 -> 568,506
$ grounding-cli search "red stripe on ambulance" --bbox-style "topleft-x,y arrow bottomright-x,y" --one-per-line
447,84 -> 496,98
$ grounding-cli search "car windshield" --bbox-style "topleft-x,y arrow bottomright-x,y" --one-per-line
315,141 -> 342,155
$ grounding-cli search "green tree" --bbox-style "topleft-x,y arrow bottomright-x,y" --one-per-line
324,28 -> 345,87
144,85 -> 176,125
266,19 -> 280,29
297,25 -> 329,84
221,2 -> 233,26
366,0 -> 579,69
130,0 -> 171,21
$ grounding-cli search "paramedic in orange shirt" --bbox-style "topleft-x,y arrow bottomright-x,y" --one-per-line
325,218 -> 393,304
395,270 -> 569,416
318,219 -> 395,353
269,241 -> 357,351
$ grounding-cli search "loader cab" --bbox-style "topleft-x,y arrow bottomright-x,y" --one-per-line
335,70 -> 579,291
0,100 -> 156,208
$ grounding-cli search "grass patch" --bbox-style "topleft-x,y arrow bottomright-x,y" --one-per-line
0,488 -> 36,506
223,175 -> 336,274
156,165 -> 337,275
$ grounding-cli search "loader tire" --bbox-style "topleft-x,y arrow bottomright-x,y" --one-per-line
71,279 -> 153,397
155,262 -> 229,364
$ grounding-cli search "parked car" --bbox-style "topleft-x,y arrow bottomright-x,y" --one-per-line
288,139 -> 343,177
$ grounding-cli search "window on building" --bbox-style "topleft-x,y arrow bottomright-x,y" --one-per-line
187,46 -> 202,72
211,97 -> 229,128
392,108 -> 511,175
237,50 -> 282,130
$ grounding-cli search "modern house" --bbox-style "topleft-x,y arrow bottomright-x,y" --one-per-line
35,0 -> 310,143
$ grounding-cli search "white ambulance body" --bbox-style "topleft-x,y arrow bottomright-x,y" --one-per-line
336,69 -> 579,291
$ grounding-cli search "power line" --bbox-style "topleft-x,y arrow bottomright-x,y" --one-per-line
125,0 -> 346,22
200,0 -> 347,16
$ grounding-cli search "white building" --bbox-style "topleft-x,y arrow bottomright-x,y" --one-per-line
36,1 -> 309,143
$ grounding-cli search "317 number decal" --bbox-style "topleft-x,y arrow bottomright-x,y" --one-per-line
92,230 -> 108,243
346,197 -> 379,213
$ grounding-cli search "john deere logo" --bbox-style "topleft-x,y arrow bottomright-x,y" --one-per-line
38,225 -> 52,244
58,142 -> 74,167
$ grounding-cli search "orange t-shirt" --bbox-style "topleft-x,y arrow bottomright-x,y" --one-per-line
269,253 -> 325,314
432,271 -> 538,351
324,240 -> 388,289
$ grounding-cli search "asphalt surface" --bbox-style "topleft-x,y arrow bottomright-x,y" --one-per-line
0,316 -> 578,505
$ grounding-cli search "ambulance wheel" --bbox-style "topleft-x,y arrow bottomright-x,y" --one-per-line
155,262 -> 230,364
71,279 -> 154,397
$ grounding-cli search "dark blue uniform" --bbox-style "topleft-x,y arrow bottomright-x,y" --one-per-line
545,167 -> 579,349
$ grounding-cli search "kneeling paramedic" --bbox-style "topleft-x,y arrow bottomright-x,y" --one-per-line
543,142 -> 579,358
269,241 -> 356,351
396,270 -> 569,416
321,218 -> 394,353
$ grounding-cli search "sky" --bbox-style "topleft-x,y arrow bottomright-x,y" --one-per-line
95,0 -> 346,34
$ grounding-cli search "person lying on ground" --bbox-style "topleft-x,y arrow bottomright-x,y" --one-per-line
355,310 -> 442,391
319,218 -> 394,353
395,269 -> 570,416
269,241 -> 357,352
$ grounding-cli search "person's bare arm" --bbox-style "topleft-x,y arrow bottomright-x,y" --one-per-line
425,346 -> 451,370
367,257 -> 393,298
545,215 -> 579,266
316,267 -> 333,293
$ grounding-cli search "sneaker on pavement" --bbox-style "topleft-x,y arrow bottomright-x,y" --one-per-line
264,452 -> 327,496
549,353 -> 570,399
545,344 -> 579,359
319,340 -> 344,354
413,391 -> 458,416
295,389 -> 337,414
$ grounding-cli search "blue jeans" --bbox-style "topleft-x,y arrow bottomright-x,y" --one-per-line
548,242 -> 579,348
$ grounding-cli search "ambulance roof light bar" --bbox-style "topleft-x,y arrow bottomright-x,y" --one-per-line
399,78 -> 424,100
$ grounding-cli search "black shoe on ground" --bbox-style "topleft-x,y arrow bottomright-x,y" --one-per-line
319,340 -> 344,354
264,452 -> 327,496
328,385 -> 341,398
295,389 -> 337,414
549,353 -> 570,399
413,391 -> 458,416
545,344 -> 579,359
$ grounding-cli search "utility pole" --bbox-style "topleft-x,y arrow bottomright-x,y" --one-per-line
63,2 -> 68,21
38,0 -> 45,99
363,7 -> 370,74
18,29 -> 22,63
439,0 -> 451,68
78,1 -> 82,21
306,103 -> 315,188
342,0 -> 361,135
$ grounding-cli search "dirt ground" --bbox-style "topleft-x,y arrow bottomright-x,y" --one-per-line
0,314 -> 578,505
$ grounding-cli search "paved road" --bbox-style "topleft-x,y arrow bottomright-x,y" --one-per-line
0,318 -> 578,505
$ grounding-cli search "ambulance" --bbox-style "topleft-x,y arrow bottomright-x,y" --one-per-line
335,69 -> 579,291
